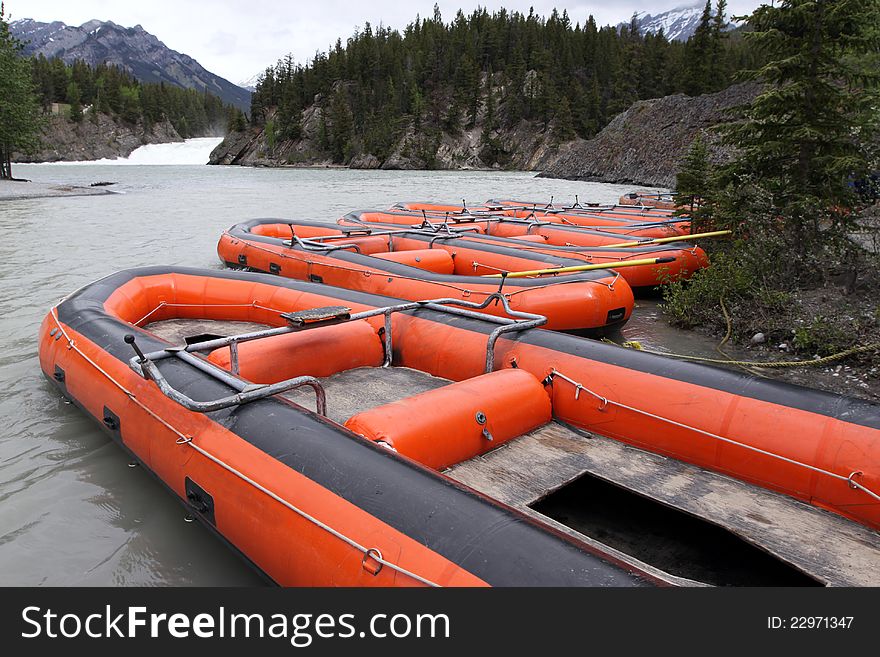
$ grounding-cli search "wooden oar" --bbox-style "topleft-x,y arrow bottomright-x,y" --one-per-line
482,257 -> 676,279
593,229 -> 732,248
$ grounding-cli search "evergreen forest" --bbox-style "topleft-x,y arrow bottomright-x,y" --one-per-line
248,1 -> 754,163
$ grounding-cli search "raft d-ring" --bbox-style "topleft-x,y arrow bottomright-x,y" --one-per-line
362,548 -> 384,576
462,290 -> 471,298
176,435 -> 194,445
848,471 -> 864,489
597,396 -> 609,411
574,384 -> 584,400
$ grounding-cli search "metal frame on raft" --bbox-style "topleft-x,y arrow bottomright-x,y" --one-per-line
487,195 -> 681,215
347,210 -> 689,235
126,293 -> 547,416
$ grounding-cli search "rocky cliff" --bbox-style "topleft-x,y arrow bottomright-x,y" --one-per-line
13,113 -> 182,162
539,83 -> 761,188
209,91 -> 564,171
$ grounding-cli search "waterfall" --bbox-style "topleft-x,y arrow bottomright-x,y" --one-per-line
45,137 -> 225,165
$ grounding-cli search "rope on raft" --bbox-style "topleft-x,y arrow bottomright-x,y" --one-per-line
547,369 -> 880,504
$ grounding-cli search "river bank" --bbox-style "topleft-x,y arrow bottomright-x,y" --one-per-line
618,296 -> 878,403
0,179 -> 115,200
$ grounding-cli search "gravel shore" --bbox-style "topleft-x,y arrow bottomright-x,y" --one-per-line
0,180 -> 115,201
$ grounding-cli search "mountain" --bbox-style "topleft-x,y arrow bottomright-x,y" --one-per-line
622,3 -> 710,42
10,18 -> 251,110
237,72 -> 262,93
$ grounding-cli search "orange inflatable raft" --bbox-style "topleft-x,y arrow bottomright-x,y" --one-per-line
342,211 -> 708,289
394,200 -> 690,238
39,267 -> 880,586
619,191 -> 679,209
217,218 -> 638,334
485,197 -> 680,217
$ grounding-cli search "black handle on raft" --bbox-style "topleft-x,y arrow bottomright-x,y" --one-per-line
656,257 -> 676,264
186,491 -> 210,514
124,334 -> 147,363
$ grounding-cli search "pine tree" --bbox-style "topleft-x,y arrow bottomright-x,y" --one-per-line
67,81 -> 83,122
481,67 -> 496,136
456,55 -> 478,128
328,86 -> 353,162
317,113 -> 329,151
409,83 -> 424,130
0,3 -> 41,179
551,96 -> 576,143
708,0 -> 729,90
717,0 -> 880,278
227,107 -> 246,132
675,133 -> 715,230
584,77 -> 603,136
683,1 -> 713,96
721,0 -> 880,214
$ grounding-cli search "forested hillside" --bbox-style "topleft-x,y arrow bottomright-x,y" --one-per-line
217,2 -> 757,169
30,56 -> 242,139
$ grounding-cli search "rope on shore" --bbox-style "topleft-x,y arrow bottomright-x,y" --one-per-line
714,296 -> 765,375
611,339 -> 880,368
615,293 -> 878,369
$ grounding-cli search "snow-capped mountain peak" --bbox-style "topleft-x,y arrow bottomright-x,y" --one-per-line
237,72 -> 263,93
621,2 -> 727,42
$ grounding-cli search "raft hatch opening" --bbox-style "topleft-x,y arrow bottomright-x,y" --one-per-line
184,333 -> 227,346
529,472 -> 822,587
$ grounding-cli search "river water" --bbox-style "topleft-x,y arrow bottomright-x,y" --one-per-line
0,139 -> 716,585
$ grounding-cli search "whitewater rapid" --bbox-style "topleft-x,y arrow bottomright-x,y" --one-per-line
44,137 -> 224,166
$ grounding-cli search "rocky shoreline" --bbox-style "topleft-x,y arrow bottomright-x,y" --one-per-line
0,179 -> 115,200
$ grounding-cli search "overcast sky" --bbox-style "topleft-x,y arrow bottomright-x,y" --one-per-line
12,1 -> 764,84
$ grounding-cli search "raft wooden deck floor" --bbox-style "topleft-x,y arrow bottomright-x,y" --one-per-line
146,319 -> 880,587
446,421 -> 880,587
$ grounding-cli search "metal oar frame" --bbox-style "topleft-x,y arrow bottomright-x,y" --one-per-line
126,294 -> 546,417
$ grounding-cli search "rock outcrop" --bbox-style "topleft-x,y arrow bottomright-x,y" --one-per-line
539,83 -> 761,188
210,82 -> 762,183
14,113 -> 182,162
209,93 -> 565,171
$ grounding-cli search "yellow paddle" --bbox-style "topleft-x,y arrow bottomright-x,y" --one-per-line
482,257 -> 676,278
592,229 -> 732,248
